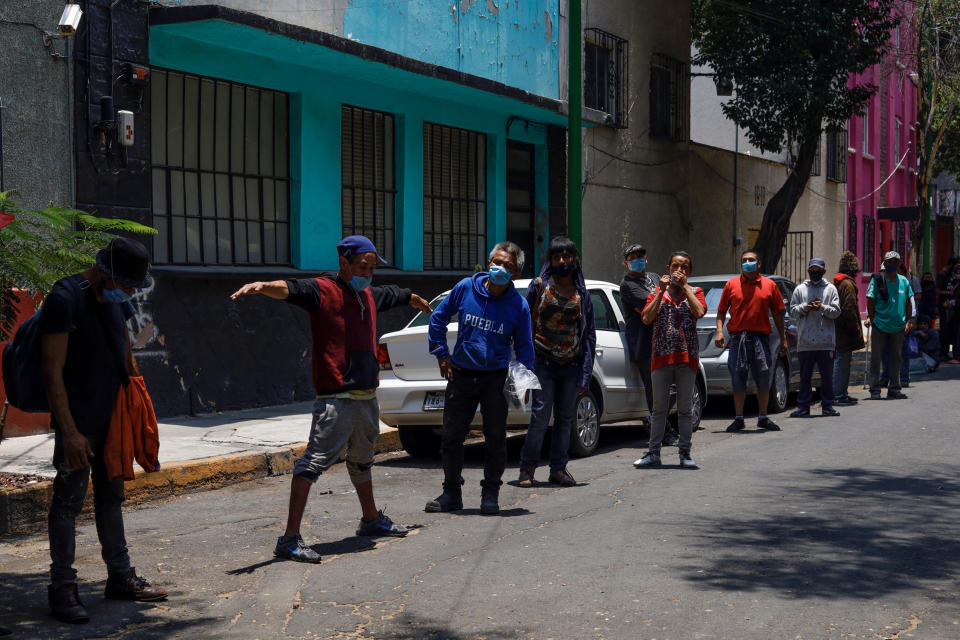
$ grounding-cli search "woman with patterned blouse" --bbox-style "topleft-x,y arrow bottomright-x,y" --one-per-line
518,236 -> 596,487
633,251 -> 706,470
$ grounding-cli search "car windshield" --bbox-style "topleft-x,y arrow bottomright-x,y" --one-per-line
695,280 -> 728,312
407,287 -> 529,328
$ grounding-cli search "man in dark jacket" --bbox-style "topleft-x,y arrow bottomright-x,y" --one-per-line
518,236 -> 596,488
39,238 -> 166,624
231,236 -> 431,563
425,241 -> 536,515
833,251 -> 866,406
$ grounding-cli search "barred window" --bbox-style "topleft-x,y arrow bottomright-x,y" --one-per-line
811,135 -> 822,177
862,216 -> 876,272
422,123 -> 487,270
584,28 -> 628,128
650,53 -> 688,141
151,69 -> 290,265
341,105 -> 396,262
847,211 -> 858,252
895,222 -> 907,258
826,127 -> 847,182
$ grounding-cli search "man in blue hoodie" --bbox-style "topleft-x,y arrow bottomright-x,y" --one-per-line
425,241 -> 536,515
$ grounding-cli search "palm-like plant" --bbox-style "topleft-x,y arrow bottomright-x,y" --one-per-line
0,190 -> 156,342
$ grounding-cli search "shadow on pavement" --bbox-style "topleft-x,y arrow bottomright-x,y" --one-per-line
0,570 -> 218,639
678,466 -> 960,598
374,611 -> 528,639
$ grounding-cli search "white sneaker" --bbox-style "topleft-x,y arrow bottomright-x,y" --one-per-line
633,452 -> 661,468
679,450 -> 698,469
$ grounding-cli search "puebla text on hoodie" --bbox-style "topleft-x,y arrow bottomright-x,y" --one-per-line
428,272 -> 536,371
789,279 -> 841,351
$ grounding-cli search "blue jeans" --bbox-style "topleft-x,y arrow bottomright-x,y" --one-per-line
833,349 -> 852,398
520,355 -> 580,472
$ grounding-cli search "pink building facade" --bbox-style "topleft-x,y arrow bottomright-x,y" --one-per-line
845,6 -> 918,304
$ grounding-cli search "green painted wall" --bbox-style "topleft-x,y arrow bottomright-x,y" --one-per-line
150,20 -> 561,271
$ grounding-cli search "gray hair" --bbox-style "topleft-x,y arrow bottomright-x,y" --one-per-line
488,241 -> 525,274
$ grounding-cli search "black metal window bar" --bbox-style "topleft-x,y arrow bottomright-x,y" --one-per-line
584,28 -> 628,128
422,122 -> 487,270
776,230 -> 813,285
862,215 -> 876,272
826,127 -> 847,182
650,53 -> 688,141
895,222 -> 907,258
847,211 -> 858,252
341,105 -> 396,263
151,69 -> 290,265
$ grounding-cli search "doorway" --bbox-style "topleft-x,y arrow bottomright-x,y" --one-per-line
506,141 -> 537,277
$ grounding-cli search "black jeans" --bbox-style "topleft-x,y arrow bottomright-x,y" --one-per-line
49,429 -> 130,587
440,368 -> 508,493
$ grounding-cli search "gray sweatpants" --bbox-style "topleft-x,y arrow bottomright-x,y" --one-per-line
293,397 -> 380,484
648,363 -> 696,454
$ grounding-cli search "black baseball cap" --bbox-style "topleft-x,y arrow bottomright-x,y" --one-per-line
623,243 -> 646,259
96,237 -> 152,289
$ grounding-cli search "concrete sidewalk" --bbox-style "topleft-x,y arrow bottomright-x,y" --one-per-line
0,402 -> 400,534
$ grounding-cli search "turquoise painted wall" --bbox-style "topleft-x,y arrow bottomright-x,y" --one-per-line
150,21 -> 559,271
342,0 -> 560,100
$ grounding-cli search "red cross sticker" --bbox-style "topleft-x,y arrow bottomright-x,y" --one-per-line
125,124 -> 133,141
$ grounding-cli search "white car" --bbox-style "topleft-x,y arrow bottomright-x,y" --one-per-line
376,279 -> 707,457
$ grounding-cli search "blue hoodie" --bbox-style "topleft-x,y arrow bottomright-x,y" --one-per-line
429,272 -> 536,371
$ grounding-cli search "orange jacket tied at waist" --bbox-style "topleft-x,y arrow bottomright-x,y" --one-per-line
104,376 -> 160,482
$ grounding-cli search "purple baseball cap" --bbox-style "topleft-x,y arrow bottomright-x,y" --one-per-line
337,235 -> 388,264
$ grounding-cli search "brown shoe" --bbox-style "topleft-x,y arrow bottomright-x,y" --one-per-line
48,583 -> 89,624
104,568 -> 167,602
548,468 -> 576,487
518,466 -> 536,488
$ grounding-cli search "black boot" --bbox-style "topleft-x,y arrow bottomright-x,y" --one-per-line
480,483 -> 500,515
425,489 -> 462,513
48,583 -> 89,624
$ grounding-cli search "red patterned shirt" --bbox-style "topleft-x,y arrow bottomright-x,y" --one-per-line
643,287 -> 706,372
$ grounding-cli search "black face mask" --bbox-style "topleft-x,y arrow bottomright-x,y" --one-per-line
808,270 -> 824,283
922,280 -> 934,288
554,263 -> 575,277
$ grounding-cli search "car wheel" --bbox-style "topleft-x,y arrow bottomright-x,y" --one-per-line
397,426 -> 441,458
569,389 -> 600,458
768,358 -> 789,414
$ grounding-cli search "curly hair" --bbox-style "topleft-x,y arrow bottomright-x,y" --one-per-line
838,251 -> 860,275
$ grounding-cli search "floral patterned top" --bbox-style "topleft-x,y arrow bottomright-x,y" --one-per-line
533,285 -> 583,363
643,287 -> 706,372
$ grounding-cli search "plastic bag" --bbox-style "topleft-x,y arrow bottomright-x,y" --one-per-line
504,355 -> 541,410
904,334 -> 920,359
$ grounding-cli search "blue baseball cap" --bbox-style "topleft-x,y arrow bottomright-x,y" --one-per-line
808,258 -> 826,270
337,235 -> 388,264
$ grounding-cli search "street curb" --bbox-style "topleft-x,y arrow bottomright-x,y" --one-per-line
0,427 -> 402,535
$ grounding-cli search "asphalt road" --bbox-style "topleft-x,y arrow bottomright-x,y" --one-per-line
1,366 -> 959,640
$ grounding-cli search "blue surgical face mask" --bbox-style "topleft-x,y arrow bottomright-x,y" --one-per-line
742,260 -> 759,273
488,264 -> 513,286
629,258 -> 646,273
349,275 -> 372,292
102,287 -> 131,304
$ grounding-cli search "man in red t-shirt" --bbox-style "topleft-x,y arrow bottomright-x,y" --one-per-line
714,250 -> 788,432
633,251 -> 706,469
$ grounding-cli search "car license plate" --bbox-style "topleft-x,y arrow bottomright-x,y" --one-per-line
423,392 -> 445,411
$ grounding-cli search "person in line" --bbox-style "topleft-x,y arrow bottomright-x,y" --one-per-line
833,251 -> 866,406
789,258 -> 842,417
425,242 -> 536,515
715,250 -> 788,432
633,251 -> 706,469
518,236 -> 596,488
946,261 -> 960,362
914,315 -> 941,367
866,251 -> 914,400
936,257 -> 958,360
39,238 -> 166,624
918,272 -> 938,323
231,236 -> 432,563
620,244 -> 678,443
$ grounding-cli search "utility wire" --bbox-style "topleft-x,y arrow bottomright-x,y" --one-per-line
806,144 -> 913,204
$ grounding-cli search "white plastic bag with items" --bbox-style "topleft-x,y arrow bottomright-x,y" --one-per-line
503,353 -> 541,410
